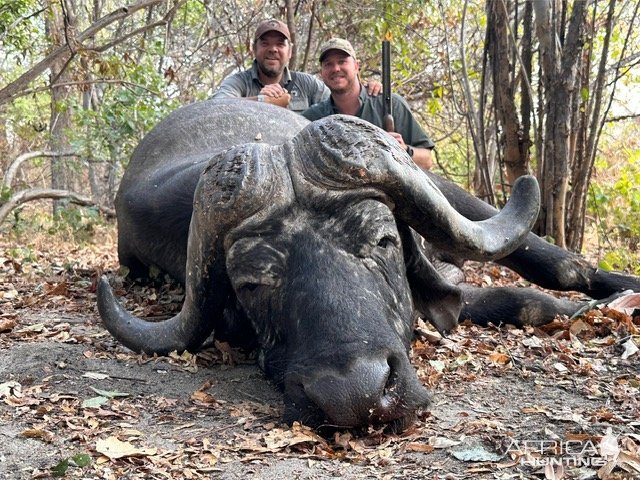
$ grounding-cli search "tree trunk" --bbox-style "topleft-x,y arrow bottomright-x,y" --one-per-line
519,1 -> 534,180
488,0 -> 530,186
461,1 -> 493,204
285,0 -> 297,70
47,1 -> 77,215
533,0 -> 589,248
567,0 -> 618,251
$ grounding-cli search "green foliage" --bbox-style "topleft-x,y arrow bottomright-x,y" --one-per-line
51,205 -> 104,242
51,453 -> 92,477
7,205 -> 104,245
587,126 -> 640,274
6,245 -> 37,263
70,54 -> 178,170
5,92 -> 51,144
0,0 -> 42,53
598,248 -> 640,275
1,185 -> 11,202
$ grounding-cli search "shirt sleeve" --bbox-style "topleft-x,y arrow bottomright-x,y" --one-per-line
314,79 -> 331,104
295,73 -> 330,106
210,73 -> 248,99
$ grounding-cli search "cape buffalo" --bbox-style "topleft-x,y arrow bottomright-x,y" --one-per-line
97,99 -> 640,431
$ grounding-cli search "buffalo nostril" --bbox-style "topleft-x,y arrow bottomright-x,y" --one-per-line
382,355 -> 402,397
372,355 -> 403,419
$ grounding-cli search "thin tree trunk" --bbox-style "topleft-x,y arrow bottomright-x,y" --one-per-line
489,0 -> 529,185
285,0 -> 297,70
48,1 -> 76,215
519,1 -> 534,178
533,0 -> 589,248
473,15 -> 495,204
460,1 -> 492,203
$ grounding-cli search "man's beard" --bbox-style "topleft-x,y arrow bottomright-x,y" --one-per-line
258,61 -> 283,79
328,75 -> 356,95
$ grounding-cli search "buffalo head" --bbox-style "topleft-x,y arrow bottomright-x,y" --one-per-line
98,112 -> 540,430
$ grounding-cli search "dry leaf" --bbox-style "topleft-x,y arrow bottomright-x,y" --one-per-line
191,390 -> 220,408
621,339 -> 638,360
20,429 -> 54,443
262,424 -> 323,451
214,340 -> 235,366
45,281 -> 69,297
569,318 -> 591,336
617,450 -> 640,474
607,292 -> 640,315
522,336 -> 543,348
0,289 -> 18,301
405,442 -> 434,453
553,362 -> 569,373
95,436 -> 157,460
521,405 -> 552,416
544,463 -> 565,479
0,318 -> 17,332
429,436 -> 461,449
0,381 -> 21,399
489,352 -> 510,365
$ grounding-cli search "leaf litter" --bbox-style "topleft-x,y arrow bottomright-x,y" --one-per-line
1,225 -> 639,479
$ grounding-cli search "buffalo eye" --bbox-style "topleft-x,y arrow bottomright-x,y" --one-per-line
236,276 -> 279,294
377,235 -> 398,249
240,282 -> 261,293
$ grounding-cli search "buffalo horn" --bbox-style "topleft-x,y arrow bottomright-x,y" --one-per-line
98,143 -> 290,354
290,115 -> 540,261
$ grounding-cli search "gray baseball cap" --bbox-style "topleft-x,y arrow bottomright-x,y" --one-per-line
319,38 -> 357,62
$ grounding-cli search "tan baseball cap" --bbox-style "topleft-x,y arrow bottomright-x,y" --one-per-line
319,38 -> 357,62
254,19 -> 290,41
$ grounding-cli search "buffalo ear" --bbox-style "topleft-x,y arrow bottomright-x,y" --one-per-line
398,223 -> 462,335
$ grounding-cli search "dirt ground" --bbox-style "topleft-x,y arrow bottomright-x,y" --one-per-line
1,223 -> 639,479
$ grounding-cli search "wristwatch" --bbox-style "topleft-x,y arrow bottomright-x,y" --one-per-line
406,145 -> 414,157
257,94 -> 266,102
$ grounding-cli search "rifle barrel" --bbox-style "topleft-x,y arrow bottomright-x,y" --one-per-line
382,40 -> 394,132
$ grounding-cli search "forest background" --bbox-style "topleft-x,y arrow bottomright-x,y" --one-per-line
1,0 -> 639,272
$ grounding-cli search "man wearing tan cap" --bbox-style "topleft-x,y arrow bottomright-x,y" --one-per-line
212,20 -> 380,113
302,38 -> 434,170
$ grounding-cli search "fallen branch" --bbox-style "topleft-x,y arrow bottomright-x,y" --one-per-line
0,188 -> 115,224
3,150 -> 79,190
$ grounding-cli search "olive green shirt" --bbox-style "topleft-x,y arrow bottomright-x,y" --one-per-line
302,86 -> 435,149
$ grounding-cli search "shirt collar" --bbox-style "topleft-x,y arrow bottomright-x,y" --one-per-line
329,84 -> 365,114
250,60 -> 292,87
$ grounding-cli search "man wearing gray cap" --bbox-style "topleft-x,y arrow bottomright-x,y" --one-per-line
211,20 -> 381,113
302,38 -> 435,170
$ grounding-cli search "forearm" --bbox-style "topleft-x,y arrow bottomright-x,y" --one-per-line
411,147 -> 433,171
256,93 -> 290,108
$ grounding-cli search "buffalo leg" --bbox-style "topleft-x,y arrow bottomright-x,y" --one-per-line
458,284 -> 586,327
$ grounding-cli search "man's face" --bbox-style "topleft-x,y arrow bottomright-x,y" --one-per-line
320,51 -> 359,94
254,32 -> 292,79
